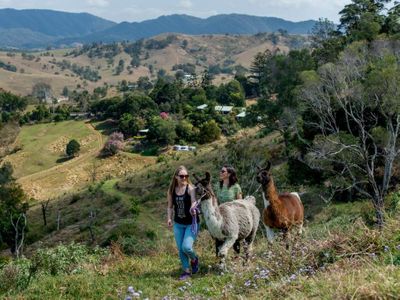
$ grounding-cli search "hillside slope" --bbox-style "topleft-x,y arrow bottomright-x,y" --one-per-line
0,33 -> 296,96
61,14 -> 315,44
0,9 -> 314,49
0,9 -> 115,48
1,122 -> 399,299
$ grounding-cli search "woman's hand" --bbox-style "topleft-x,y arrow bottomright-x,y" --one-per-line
167,219 -> 172,228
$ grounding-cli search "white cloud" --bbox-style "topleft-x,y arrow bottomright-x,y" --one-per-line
86,0 -> 109,8
0,0 -> 12,5
179,0 -> 193,9
0,0 -> 353,23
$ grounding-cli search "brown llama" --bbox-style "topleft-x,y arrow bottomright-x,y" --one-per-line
256,161 -> 304,244
194,172 -> 260,270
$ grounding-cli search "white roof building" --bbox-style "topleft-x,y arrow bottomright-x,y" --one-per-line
215,105 -> 234,114
57,96 -> 69,102
236,111 -> 246,118
197,104 -> 208,110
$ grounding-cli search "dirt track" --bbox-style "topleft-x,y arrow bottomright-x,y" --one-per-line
17,122 -> 103,185
17,122 -> 156,201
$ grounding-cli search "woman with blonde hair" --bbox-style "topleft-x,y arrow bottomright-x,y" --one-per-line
167,165 -> 200,280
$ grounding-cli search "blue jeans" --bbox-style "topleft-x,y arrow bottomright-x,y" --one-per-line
173,222 -> 198,271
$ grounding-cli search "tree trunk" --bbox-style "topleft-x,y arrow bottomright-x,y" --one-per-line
373,196 -> 385,229
41,200 -> 49,226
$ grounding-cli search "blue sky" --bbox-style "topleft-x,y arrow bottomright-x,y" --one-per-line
0,0 -> 351,23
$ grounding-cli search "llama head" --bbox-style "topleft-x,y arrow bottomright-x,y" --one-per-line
256,161 -> 272,186
193,172 -> 214,202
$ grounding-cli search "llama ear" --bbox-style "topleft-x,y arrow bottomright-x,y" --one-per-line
266,161 -> 271,171
205,171 -> 211,182
256,165 -> 261,171
193,173 -> 200,182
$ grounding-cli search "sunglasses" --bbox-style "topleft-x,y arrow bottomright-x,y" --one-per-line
178,174 -> 189,179
220,170 -> 227,173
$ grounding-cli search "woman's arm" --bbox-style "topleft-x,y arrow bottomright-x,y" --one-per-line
236,184 -> 243,199
167,191 -> 173,227
188,185 -> 198,212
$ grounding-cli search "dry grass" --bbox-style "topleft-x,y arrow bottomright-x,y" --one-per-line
4,206 -> 400,299
0,33 -> 294,96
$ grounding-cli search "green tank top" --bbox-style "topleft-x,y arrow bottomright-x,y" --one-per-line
214,183 -> 242,204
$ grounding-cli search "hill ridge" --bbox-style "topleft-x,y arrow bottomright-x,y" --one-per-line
0,9 -> 315,49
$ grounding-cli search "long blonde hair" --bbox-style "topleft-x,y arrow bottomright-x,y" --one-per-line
168,165 -> 192,197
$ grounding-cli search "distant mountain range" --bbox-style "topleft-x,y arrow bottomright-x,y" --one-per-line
0,9 -> 316,49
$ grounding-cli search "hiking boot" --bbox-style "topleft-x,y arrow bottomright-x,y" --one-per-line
191,257 -> 199,274
179,271 -> 191,280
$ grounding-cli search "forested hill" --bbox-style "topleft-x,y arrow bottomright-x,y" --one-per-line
0,9 -> 116,48
0,9 -> 315,49
59,14 -> 316,45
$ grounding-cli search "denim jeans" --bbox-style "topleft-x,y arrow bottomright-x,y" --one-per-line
173,222 -> 198,271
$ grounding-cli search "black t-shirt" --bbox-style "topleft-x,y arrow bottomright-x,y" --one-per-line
173,185 -> 199,225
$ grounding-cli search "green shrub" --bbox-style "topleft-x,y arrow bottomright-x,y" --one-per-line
129,197 -> 140,217
31,243 -> 106,276
120,235 -> 157,255
104,194 -> 121,205
0,258 -> 32,293
145,230 -> 157,240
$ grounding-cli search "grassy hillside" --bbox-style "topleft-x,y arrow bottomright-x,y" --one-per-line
4,120 -> 156,200
0,33 -> 298,96
1,124 -> 399,298
5,121 -> 98,177
2,199 -> 399,299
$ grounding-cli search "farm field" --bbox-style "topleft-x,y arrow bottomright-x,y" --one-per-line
4,120 -> 157,200
0,33 -> 294,96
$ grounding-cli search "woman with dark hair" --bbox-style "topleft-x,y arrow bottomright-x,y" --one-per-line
214,165 -> 243,204
167,165 -> 200,280
213,165 -> 243,256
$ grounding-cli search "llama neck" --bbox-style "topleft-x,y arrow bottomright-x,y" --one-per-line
263,177 -> 281,210
201,197 -> 224,238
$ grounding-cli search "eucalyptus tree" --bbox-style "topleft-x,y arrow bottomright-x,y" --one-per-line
300,41 -> 400,227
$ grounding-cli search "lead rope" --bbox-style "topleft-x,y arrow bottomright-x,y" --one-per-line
251,184 -> 262,197
190,192 -> 206,235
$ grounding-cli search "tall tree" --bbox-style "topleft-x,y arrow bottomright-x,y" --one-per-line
384,1 -> 400,35
310,18 -> 346,65
311,18 -> 337,49
300,41 -> 400,227
339,0 -> 391,40
248,50 -> 272,97
0,162 -> 29,255
32,82 -> 52,102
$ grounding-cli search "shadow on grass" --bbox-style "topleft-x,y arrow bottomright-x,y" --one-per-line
56,156 -> 71,163
91,119 -> 118,136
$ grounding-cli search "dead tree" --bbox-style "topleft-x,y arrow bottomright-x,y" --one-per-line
88,210 -> 96,243
10,213 -> 27,258
41,200 -> 50,226
57,209 -> 61,231
300,41 -> 400,227
90,160 -> 99,183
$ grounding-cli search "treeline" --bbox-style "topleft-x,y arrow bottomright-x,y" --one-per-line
0,90 -> 27,124
66,42 -> 121,59
65,35 -> 178,71
53,59 -> 101,82
244,0 -> 400,226
90,74 -> 248,145
0,60 -> 17,72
